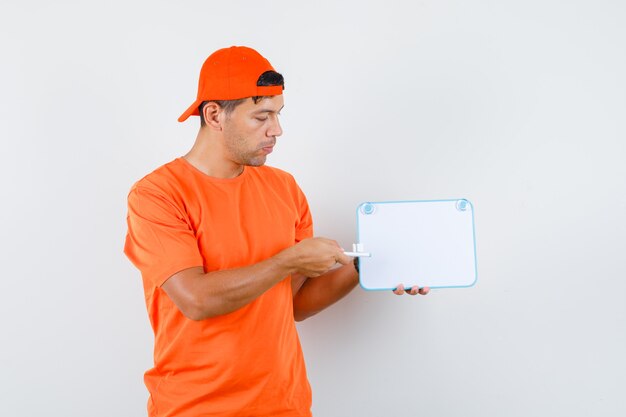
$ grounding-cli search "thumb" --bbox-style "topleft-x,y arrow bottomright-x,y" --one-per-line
336,251 -> 353,266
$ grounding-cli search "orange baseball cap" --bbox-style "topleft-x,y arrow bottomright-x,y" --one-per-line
178,46 -> 284,122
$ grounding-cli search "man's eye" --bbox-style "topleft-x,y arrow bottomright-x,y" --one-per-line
255,117 -> 268,121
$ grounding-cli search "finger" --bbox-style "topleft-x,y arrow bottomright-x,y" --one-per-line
335,252 -> 352,265
407,286 -> 419,296
419,287 -> 430,295
393,284 -> 405,295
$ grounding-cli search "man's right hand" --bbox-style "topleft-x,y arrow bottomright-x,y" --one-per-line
277,237 -> 352,278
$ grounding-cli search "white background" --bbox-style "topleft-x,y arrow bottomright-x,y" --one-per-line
1,1 -> 625,416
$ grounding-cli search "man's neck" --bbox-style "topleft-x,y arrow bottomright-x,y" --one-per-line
183,131 -> 244,179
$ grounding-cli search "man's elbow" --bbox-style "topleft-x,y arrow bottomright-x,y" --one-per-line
179,301 -> 210,321
293,307 -> 318,322
177,296 -> 224,321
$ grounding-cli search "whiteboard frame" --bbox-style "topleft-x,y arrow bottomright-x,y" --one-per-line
355,199 -> 478,291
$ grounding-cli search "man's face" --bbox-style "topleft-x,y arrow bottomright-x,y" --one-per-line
221,95 -> 284,167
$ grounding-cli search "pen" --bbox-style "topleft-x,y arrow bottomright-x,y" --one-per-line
343,251 -> 371,257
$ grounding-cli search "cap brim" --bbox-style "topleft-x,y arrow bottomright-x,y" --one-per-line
178,98 -> 203,122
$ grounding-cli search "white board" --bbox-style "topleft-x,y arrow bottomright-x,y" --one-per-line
355,199 -> 478,290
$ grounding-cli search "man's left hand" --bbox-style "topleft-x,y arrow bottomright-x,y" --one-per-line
393,284 -> 429,296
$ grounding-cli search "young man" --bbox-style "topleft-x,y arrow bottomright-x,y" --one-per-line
124,46 -> 427,417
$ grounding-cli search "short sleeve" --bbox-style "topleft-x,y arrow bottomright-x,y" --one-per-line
294,183 -> 313,243
124,185 -> 204,287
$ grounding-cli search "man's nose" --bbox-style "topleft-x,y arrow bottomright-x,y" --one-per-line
267,115 -> 283,138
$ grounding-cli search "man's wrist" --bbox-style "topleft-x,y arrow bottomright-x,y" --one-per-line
272,248 -> 298,276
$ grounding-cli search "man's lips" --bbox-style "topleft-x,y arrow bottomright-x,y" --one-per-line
261,143 -> 275,154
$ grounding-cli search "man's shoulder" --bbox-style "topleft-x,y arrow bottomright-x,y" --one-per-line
129,158 -> 186,196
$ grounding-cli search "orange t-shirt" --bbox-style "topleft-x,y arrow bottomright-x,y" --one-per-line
124,158 -> 313,417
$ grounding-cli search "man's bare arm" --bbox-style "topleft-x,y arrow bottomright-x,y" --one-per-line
161,238 -> 349,320
292,264 -> 359,322
292,261 -> 431,322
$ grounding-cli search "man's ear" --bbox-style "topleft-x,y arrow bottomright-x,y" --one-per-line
201,102 -> 223,131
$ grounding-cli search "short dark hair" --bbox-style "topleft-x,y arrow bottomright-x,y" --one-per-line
199,70 -> 284,126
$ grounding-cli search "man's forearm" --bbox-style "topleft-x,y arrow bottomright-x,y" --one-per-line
162,237 -> 349,321
292,263 -> 359,322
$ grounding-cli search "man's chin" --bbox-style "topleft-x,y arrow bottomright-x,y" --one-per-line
245,156 -> 267,167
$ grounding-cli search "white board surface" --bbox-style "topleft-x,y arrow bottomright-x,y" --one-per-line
356,199 -> 477,290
